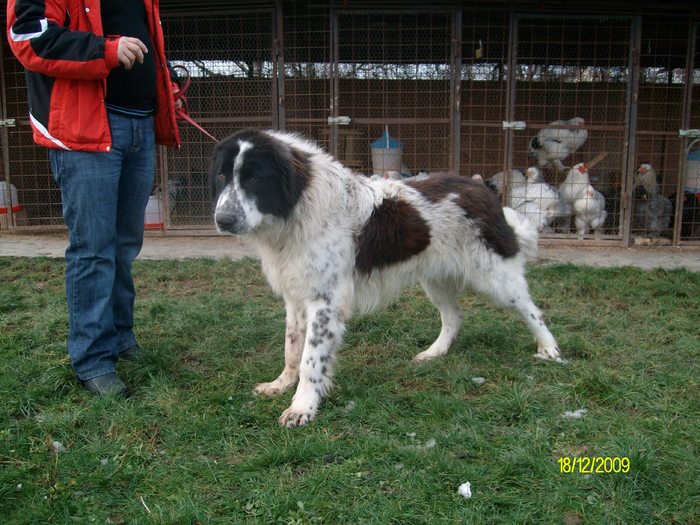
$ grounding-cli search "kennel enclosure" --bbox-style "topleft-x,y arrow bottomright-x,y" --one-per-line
1,1 -> 698,244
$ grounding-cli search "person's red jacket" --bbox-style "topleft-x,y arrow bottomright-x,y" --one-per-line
6,0 -> 180,152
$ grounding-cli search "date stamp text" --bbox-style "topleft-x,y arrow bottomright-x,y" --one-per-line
558,456 -> 630,474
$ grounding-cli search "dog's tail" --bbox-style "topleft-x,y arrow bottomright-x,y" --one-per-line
503,207 -> 539,262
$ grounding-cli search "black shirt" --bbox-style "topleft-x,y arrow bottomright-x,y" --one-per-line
101,0 -> 156,116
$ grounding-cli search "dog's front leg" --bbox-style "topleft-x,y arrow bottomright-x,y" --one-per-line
279,299 -> 345,428
253,301 -> 306,397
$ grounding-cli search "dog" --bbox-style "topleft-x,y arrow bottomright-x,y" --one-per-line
210,129 -> 562,428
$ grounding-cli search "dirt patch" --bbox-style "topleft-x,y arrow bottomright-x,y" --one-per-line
2,232 -> 699,272
536,244 -> 700,271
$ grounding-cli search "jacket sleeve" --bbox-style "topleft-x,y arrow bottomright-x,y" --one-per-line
6,0 -> 120,80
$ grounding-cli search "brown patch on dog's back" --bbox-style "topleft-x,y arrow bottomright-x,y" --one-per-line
356,198 -> 431,275
406,175 -> 519,258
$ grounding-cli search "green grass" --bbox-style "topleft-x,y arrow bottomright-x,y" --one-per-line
1,256 -> 699,524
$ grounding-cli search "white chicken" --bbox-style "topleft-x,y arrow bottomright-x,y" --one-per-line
572,185 -> 608,238
486,167 -> 570,232
403,170 -> 453,182
559,163 -> 608,237
529,117 -> 589,171
513,200 -> 550,231
485,169 -> 527,195
524,165 -> 547,184
519,167 -> 571,231
559,163 -> 592,204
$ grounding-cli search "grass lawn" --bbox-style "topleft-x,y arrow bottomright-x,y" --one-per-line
1,256 -> 699,524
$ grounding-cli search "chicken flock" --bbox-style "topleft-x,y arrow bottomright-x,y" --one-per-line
483,162 -> 610,238
482,118 -> 675,238
376,116 -> 687,239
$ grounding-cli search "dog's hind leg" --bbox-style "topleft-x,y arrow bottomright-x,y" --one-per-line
253,301 -> 306,397
471,264 -> 561,361
279,296 -> 347,428
413,280 -> 462,363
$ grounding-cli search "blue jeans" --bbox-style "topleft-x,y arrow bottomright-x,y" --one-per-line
49,112 -> 155,380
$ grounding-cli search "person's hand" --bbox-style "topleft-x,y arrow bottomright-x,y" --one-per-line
117,36 -> 147,70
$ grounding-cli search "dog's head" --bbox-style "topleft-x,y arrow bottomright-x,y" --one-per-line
209,129 -> 311,235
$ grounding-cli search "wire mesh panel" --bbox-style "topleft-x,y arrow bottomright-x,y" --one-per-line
160,10 -> 276,229
282,3 -> 332,152
512,16 -> 633,240
333,11 -> 453,177
1,38 -> 62,229
460,11 -> 510,179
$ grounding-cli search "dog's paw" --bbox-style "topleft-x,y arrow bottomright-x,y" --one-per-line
253,380 -> 293,398
412,351 -> 436,363
534,345 -> 568,364
412,346 -> 448,363
279,406 -> 316,428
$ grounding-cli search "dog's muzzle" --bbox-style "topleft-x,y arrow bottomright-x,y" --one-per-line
214,186 -> 249,234
214,210 -> 241,234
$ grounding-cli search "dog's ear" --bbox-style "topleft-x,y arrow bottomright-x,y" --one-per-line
291,148 -> 310,181
276,145 -> 311,213
290,147 -> 311,190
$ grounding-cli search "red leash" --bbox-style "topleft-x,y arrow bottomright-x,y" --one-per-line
171,65 -> 219,143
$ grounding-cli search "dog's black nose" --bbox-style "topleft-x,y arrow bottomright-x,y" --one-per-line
215,213 -> 237,233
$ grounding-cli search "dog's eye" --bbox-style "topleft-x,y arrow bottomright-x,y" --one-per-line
217,173 -> 225,183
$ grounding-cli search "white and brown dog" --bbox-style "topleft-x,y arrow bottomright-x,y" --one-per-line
210,129 -> 562,428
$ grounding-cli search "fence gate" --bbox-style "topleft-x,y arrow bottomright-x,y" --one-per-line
329,10 -> 456,177
511,15 -> 634,242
